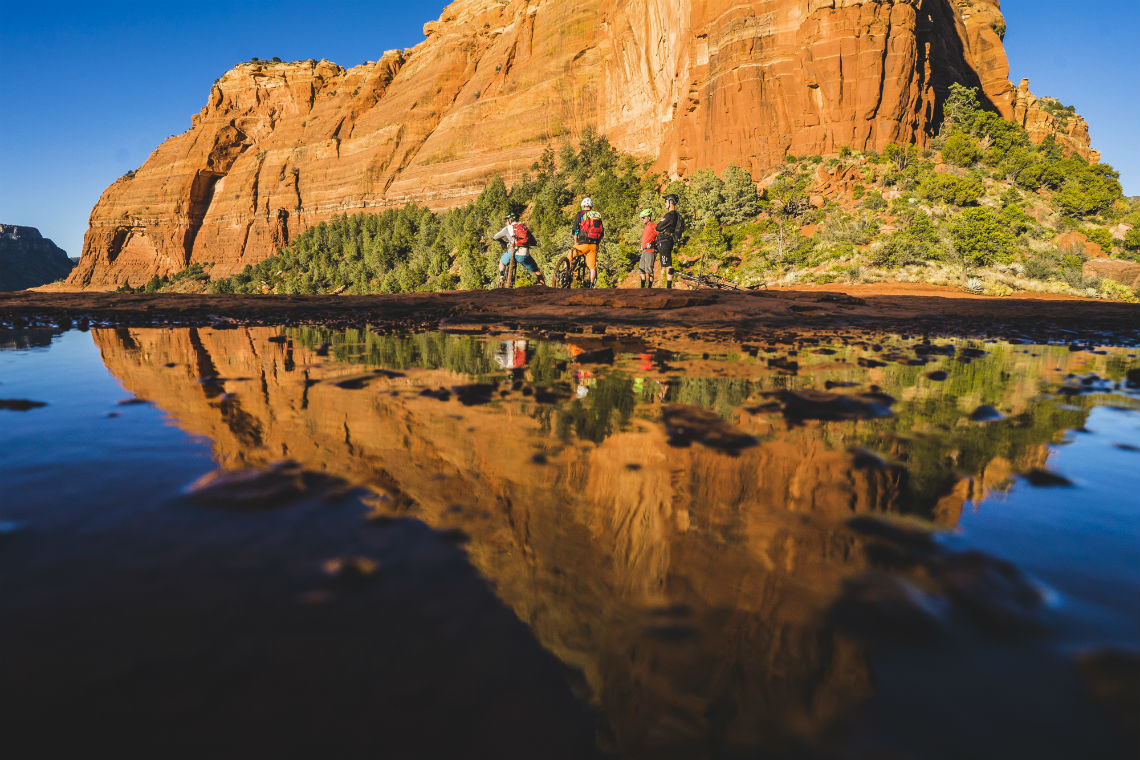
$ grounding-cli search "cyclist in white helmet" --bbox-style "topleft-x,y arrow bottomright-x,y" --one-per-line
569,197 -> 604,287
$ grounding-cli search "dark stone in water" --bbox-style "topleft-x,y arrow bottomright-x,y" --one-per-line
452,383 -> 497,406
266,335 -> 288,344
824,380 -> 858,389
182,460 -> 352,511
314,343 -> 330,357
116,396 -> 151,406
1113,443 -> 1140,452
574,348 -> 614,365
926,370 -> 949,381
915,343 -> 955,357
662,405 -> 758,455
848,515 -> 937,557
533,386 -> 571,404
969,405 -> 1005,422
858,357 -> 887,368
1126,368 -> 1140,388
332,375 -> 374,390
0,399 -> 47,411
1023,468 -> 1074,487
419,387 -> 452,402
930,551 -> 1043,634
531,453 -> 548,465
829,571 -> 945,640
776,389 -> 896,423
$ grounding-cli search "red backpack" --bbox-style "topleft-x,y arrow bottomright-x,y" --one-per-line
581,213 -> 604,242
513,223 -> 533,247
512,222 -> 533,247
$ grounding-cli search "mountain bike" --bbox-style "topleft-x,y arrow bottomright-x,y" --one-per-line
497,242 -> 518,289
552,253 -> 587,289
673,271 -> 764,291
552,248 -> 592,289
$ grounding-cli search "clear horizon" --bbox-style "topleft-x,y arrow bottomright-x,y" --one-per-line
2,0 -> 1137,258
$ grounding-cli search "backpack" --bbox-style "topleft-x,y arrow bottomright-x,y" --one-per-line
672,212 -> 686,242
512,222 -> 533,247
581,212 -> 604,242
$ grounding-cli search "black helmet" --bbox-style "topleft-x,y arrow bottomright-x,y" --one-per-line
663,193 -> 679,205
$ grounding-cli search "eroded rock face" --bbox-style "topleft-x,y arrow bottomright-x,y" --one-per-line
70,0 -> 1078,288
1012,78 -> 1101,163
0,225 -> 74,291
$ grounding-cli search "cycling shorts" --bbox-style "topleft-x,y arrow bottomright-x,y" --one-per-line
499,247 -> 540,273
570,243 -> 598,270
656,237 -> 674,268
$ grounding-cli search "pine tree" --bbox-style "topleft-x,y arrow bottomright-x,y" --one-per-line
718,164 -> 760,224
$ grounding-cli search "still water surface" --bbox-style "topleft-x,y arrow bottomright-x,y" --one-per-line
1,326 -> 1137,758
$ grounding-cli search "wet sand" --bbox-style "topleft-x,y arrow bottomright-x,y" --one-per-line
3,286 -> 1138,345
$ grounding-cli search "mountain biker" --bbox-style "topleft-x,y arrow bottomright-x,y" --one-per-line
570,197 -> 603,287
493,213 -> 546,287
655,194 -> 683,289
637,209 -> 658,288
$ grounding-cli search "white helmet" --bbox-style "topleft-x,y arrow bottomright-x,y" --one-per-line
580,197 -> 593,209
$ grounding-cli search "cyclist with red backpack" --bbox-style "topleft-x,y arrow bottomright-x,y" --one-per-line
493,213 -> 546,287
569,197 -> 603,287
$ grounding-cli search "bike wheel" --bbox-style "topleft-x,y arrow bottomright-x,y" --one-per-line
553,256 -> 573,289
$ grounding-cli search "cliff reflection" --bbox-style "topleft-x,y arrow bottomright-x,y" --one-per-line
92,326 -> 1112,757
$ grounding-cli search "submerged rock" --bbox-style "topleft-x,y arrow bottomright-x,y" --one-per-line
662,405 -> 758,454
0,399 -> 47,411
1022,468 -> 1075,487
969,405 -> 1006,422
182,460 -> 352,510
775,389 -> 896,423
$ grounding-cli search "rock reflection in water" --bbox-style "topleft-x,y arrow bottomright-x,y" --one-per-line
88,326 -> 1133,757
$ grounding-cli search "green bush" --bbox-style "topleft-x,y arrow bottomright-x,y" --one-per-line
1055,163 -> 1123,218
918,174 -> 984,206
1123,228 -> 1140,252
942,133 -> 980,167
950,207 -> 1017,267
872,212 -> 942,267
1083,227 -> 1113,253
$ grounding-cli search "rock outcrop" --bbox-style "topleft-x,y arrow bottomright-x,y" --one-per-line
1011,78 -> 1101,162
1084,259 -> 1140,290
0,225 -> 74,291
69,0 -> 1090,288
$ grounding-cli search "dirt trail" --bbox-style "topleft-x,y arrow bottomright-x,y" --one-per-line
2,286 -> 1137,346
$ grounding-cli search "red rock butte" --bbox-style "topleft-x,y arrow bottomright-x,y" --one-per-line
69,0 -> 1098,289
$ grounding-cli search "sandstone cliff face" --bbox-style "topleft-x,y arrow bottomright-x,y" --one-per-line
1011,78 -> 1101,162
0,225 -> 74,291
71,0 -> 1068,288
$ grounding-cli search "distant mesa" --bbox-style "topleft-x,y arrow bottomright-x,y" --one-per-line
0,224 -> 74,291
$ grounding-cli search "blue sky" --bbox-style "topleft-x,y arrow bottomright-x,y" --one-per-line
1,0 -> 1137,258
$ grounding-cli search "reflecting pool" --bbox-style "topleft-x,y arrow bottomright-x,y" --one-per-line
1,326 -> 1137,758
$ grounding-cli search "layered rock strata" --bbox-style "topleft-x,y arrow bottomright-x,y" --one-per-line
70,0 -> 1089,288
0,225 -> 74,291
